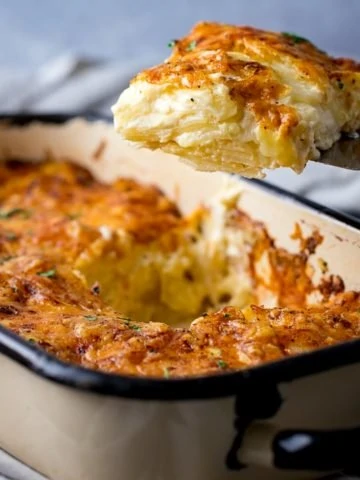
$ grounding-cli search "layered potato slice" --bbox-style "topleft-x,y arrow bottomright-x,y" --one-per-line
112,22 -> 360,177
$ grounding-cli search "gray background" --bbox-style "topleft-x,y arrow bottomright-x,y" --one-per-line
1,0 -> 359,69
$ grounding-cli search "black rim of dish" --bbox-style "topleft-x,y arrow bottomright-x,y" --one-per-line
0,112 -> 360,401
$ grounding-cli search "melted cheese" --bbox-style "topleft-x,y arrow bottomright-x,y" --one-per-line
0,161 -> 358,378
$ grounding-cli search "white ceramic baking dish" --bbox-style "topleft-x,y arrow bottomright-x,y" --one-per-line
0,114 -> 360,480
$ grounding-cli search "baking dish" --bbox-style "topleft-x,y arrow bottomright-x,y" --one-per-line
1,114 -> 360,480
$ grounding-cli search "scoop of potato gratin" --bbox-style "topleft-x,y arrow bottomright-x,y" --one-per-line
112,22 -> 360,178
0,160 -> 358,378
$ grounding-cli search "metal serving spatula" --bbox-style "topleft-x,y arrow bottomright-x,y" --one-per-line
316,132 -> 360,170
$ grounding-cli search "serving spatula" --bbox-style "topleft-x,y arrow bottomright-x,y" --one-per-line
315,132 -> 360,170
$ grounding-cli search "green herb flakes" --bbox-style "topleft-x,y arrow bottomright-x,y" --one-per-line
0,208 -> 31,220
337,80 -> 344,90
167,39 -> 178,48
4,231 -> 18,241
0,255 -> 14,265
282,32 -> 309,44
37,269 -> 57,278
119,316 -> 141,331
223,312 -> 231,318
163,367 -> 171,379
217,359 -> 228,369
186,40 -> 197,51
129,324 -> 141,331
84,314 -> 98,321
66,213 -> 81,220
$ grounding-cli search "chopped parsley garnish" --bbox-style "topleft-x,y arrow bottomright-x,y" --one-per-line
337,80 -> 344,90
129,324 -> 141,331
163,367 -> 171,378
0,208 -> 31,219
282,32 -> 309,44
37,269 -> 56,278
223,312 -> 231,318
120,316 -> 141,331
186,40 -> 197,51
66,213 -> 81,220
167,39 -> 178,48
84,314 -> 98,321
217,359 -> 228,369
0,255 -> 15,265
4,231 -> 18,241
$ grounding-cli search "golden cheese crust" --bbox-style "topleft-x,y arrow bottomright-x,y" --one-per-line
0,160 -> 359,378
112,22 -> 360,177
1,264 -> 359,377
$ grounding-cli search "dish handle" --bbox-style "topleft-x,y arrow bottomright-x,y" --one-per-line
273,427 -> 360,475
238,423 -> 360,475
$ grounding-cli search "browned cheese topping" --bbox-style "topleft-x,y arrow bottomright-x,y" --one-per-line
0,160 -> 358,378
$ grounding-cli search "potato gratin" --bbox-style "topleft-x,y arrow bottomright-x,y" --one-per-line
0,160 -> 359,378
112,22 -> 360,178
